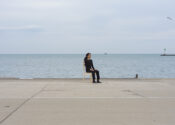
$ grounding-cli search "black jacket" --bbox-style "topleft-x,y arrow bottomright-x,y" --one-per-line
84,59 -> 95,72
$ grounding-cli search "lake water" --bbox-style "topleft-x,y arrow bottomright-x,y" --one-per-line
0,54 -> 174,78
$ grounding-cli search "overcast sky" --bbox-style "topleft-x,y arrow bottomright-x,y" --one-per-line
0,0 -> 174,54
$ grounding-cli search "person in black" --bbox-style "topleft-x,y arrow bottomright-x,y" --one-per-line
84,53 -> 101,83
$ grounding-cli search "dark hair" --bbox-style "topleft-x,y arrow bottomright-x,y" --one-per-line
84,53 -> 91,61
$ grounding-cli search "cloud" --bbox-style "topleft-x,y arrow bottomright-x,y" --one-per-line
0,0 -> 175,53
0,25 -> 42,31
0,0 -> 67,9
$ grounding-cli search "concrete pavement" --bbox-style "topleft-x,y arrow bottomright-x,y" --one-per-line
0,78 -> 175,125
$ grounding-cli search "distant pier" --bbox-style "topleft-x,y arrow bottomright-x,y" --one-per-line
161,48 -> 175,56
161,54 -> 175,56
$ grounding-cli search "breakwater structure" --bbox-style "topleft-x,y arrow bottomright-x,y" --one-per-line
160,48 -> 175,56
161,54 -> 175,56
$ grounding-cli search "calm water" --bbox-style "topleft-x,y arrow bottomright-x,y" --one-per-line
0,54 -> 175,78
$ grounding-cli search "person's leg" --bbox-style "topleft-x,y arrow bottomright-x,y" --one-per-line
95,70 -> 100,80
91,71 -> 96,82
95,70 -> 101,83
87,71 -> 96,83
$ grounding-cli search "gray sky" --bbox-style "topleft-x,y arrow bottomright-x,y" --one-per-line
0,0 -> 175,54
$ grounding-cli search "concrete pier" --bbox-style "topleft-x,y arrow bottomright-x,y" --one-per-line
160,54 -> 175,56
0,78 -> 175,125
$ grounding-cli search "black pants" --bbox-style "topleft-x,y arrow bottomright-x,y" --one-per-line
87,70 -> 100,81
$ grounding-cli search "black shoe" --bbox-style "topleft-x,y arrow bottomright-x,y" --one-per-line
97,81 -> 102,83
92,81 -> 96,83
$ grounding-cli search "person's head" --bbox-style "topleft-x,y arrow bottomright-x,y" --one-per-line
84,53 -> 91,60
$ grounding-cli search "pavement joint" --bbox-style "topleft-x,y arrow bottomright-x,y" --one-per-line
0,83 -> 49,124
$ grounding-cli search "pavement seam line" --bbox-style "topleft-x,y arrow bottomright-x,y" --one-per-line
0,83 -> 49,124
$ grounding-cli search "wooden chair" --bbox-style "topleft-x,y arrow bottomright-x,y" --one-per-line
83,62 -> 92,81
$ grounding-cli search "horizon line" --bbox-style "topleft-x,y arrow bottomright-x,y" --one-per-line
0,53 -> 165,55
